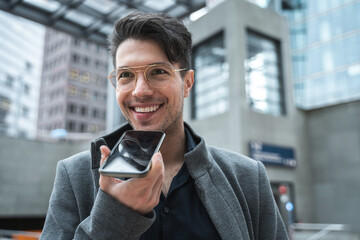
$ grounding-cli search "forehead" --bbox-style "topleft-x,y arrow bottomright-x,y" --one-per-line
115,39 -> 170,68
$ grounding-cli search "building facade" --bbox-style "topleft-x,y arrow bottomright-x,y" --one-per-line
0,11 -> 44,139
37,28 -> 109,137
249,0 -> 360,110
247,0 -> 360,232
186,0 -> 312,225
287,0 -> 360,110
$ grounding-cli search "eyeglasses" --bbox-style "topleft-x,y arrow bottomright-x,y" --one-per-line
108,63 -> 188,92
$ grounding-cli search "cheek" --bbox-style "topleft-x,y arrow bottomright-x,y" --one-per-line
171,84 -> 185,109
116,92 -> 126,110
167,84 -> 183,105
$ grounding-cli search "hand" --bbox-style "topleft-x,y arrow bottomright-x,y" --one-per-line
99,145 -> 164,215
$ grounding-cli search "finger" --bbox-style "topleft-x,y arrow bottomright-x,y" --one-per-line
100,145 -> 111,166
153,169 -> 164,197
149,154 -> 165,204
129,152 -> 164,192
99,145 -> 113,189
146,152 -> 164,179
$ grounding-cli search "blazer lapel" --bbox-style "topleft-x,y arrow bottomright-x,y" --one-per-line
185,138 -> 251,240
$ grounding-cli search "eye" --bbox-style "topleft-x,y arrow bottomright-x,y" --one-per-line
117,70 -> 135,85
118,71 -> 135,79
149,67 -> 170,76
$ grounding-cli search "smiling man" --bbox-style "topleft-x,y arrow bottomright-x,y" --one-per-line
41,11 -> 289,240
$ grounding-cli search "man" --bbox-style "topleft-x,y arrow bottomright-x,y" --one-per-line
41,11 -> 289,239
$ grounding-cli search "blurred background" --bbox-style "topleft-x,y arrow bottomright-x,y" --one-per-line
0,0 -> 359,239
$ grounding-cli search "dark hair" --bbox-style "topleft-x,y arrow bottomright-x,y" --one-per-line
108,11 -> 192,72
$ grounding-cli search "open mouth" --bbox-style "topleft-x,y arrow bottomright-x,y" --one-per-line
133,105 -> 161,113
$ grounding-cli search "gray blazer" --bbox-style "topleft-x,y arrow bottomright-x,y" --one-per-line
41,123 -> 289,239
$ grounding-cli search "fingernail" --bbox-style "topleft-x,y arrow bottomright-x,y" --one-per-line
155,152 -> 162,160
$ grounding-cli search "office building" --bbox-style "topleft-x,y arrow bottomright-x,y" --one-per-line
37,28 -> 109,137
186,0 -> 311,225
0,11 -> 44,139
287,0 -> 360,109
247,0 -> 360,230
249,0 -> 360,110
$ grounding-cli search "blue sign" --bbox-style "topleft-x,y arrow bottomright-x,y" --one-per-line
249,141 -> 297,168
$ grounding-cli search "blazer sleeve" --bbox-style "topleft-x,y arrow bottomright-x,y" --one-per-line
257,162 -> 289,240
40,160 -> 155,240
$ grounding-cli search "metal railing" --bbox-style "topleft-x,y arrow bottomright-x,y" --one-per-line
290,223 -> 359,240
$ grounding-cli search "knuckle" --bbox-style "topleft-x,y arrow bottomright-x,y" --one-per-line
152,197 -> 160,206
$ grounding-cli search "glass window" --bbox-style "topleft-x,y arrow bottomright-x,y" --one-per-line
192,31 -> 229,120
81,89 -> 89,99
71,54 -> 80,63
80,106 -> 88,116
6,75 -> 14,87
0,96 -> 11,124
89,124 -> 99,132
83,57 -> 90,65
68,103 -> 77,114
79,123 -> 87,132
92,108 -> 99,118
73,38 -> 81,46
69,68 -> 79,80
23,84 -> 30,95
245,30 -> 286,116
68,85 -> 78,96
80,72 -> 91,83
67,121 -> 75,132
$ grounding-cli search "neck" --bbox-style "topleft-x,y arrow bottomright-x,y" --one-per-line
160,122 -> 186,168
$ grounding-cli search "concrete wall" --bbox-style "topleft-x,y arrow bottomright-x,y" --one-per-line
0,136 -> 88,216
306,100 -> 360,232
186,0 -> 314,222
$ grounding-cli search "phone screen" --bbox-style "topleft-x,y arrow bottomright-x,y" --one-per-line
100,130 -> 165,177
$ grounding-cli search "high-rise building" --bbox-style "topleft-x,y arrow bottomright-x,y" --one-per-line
284,0 -> 360,109
249,0 -> 360,110
0,11 -> 44,139
37,28 -> 109,137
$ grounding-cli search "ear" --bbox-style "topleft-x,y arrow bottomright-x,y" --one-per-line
183,70 -> 194,98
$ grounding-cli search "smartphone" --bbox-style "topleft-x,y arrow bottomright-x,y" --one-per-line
99,130 -> 165,178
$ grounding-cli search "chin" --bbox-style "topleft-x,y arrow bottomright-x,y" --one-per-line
130,122 -> 162,132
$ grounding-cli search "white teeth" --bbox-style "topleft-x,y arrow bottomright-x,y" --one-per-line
134,105 -> 160,113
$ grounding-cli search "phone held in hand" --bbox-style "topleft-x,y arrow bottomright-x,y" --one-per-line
99,130 -> 165,178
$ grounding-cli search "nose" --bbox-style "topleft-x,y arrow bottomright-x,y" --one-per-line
131,72 -> 154,98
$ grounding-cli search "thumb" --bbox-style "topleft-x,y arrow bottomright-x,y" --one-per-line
99,145 -> 113,189
100,145 -> 111,166
147,152 -> 164,177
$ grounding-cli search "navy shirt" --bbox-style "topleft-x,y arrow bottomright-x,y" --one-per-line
140,127 -> 221,239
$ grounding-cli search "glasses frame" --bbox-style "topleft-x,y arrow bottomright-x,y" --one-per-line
108,62 -> 188,92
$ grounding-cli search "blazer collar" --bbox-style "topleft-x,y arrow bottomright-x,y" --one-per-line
90,123 -> 132,169
90,121 -> 207,171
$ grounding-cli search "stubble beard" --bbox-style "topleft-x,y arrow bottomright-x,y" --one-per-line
121,95 -> 184,136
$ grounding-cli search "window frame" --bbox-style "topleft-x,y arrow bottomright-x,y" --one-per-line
191,30 -> 229,120
245,29 -> 286,116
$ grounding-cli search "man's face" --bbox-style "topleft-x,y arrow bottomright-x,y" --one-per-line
115,38 -> 193,134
